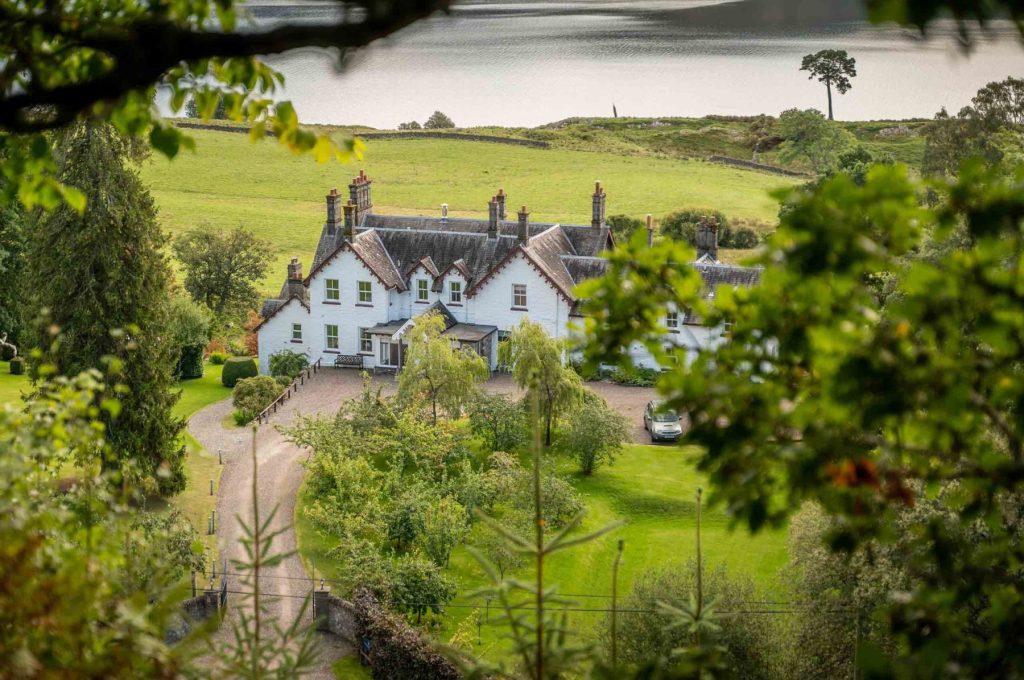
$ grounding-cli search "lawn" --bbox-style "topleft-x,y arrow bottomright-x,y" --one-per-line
296,443 -> 788,663
140,129 -> 797,293
0,364 -> 28,406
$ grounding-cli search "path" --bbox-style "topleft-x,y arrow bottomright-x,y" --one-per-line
187,370 -> 657,677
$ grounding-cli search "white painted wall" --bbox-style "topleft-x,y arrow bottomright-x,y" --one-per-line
466,254 -> 566,339
257,298 -> 312,375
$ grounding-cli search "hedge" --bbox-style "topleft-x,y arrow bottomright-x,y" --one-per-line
221,357 -> 258,388
9,357 -> 24,375
177,344 -> 204,380
352,589 -> 461,680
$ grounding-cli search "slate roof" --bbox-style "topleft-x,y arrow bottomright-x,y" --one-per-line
261,204 -> 759,323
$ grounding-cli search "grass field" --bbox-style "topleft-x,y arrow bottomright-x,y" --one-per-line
296,442 -> 788,663
140,129 -> 798,293
0,364 -> 28,405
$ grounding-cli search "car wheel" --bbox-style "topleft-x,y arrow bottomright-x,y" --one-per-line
650,433 -> 657,443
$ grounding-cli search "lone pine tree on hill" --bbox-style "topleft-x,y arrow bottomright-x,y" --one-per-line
25,122 -> 185,496
800,49 -> 857,120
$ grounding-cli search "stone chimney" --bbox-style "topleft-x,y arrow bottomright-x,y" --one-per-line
348,170 -> 373,216
696,215 -> 719,261
441,203 -> 449,225
591,181 -> 606,229
488,196 -> 499,239
496,188 -> 507,221
646,214 -> 654,247
286,257 -> 305,298
325,188 -> 341,236
517,205 -> 530,245
343,201 -> 357,242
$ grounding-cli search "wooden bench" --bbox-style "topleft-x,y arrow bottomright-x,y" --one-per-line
333,354 -> 364,369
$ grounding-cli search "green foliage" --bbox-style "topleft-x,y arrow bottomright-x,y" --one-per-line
0,202 -> 26,345
185,94 -> 228,120
268,349 -> 309,379
580,161 -> 1024,676
209,351 -> 228,365
423,111 -> 456,129
0,370 -> 196,676
391,552 -> 458,621
777,108 -> 855,174
499,319 -> 583,446
561,394 -> 629,475
168,295 -> 212,379
799,49 -> 857,120
9,356 -> 24,375
221,356 -> 258,387
923,78 -> 1024,177
23,122 -> 185,496
606,214 -> 646,241
398,121 -> 422,130
396,312 -> 490,423
603,365 -> 660,387
232,375 -> 283,423
172,226 -> 270,324
606,560 -> 781,678
467,391 -> 529,453
1,342 -> 15,361
660,209 -> 730,246
419,496 -> 468,567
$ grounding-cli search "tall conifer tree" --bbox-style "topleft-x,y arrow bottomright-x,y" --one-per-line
25,123 -> 185,495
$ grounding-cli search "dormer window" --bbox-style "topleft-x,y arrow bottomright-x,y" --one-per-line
357,281 -> 372,304
417,279 -> 429,302
325,278 -> 340,302
449,280 -> 463,304
512,284 -> 527,309
666,310 -> 679,329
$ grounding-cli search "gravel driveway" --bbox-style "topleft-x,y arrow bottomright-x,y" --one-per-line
187,369 -> 658,677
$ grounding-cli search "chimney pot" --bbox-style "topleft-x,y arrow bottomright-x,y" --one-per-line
591,181 -> 607,229
646,214 -> 654,247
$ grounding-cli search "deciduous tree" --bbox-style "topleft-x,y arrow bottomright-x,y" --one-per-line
396,312 -> 489,423
499,319 -> 582,446
172,226 -> 270,324
777,108 -> 854,174
800,49 -> 857,120
561,394 -> 629,475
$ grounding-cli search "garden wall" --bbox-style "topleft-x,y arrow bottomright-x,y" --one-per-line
706,155 -> 809,177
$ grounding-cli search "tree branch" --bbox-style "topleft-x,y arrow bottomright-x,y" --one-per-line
0,0 -> 451,132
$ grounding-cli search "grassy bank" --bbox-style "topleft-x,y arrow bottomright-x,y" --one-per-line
141,128 -> 798,293
296,442 -> 788,662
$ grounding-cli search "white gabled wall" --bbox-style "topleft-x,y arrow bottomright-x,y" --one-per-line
306,249 -> 390,368
467,254 -> 566,340
257,298 -> 312,375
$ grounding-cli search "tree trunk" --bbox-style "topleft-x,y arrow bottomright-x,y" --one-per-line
826,82 -> 834,121
544,402 -> 553,447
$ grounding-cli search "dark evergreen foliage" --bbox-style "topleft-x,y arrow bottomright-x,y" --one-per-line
23,123 -> 185,496
221,356 -> 258,387
9,356 -> 23,375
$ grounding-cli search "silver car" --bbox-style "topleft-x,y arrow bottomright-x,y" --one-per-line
643,400 -> 682,442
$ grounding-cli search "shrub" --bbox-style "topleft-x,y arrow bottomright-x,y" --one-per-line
227,340 -> 248,357
9,356 -> 24,375
353,588 -> 461,680
274,375 -> 292,387
221,356 -> 258,388
232,409 -> 251,426
606,365 -> 659,387
209,351 -> 228,365
232,375 -> 282,422
660,209 -> 731,247
390,553 -> 457,622
606,214 -> 645,241
268,349 -> 308,379
1,343 -> 15,361
423,110 -> 455,129
468,392 -> 529,452
605,560 -> 782,678
561,395 -> 630,475
732,227 -> 760,249
177,344 -> 204,380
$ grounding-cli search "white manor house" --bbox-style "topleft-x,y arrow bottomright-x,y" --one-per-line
256,172 -> 760,373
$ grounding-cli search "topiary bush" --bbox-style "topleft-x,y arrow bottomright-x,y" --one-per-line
209,351 -> 228,365
232,375 -> 282,423
221,357 -> 257,388
0,343 -> 15,361
269,349 -> 309,379
177,344 -> 205,380
9,357 -> 24,375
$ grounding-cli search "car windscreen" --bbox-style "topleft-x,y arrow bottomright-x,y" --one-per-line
652,411 -> 678,423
